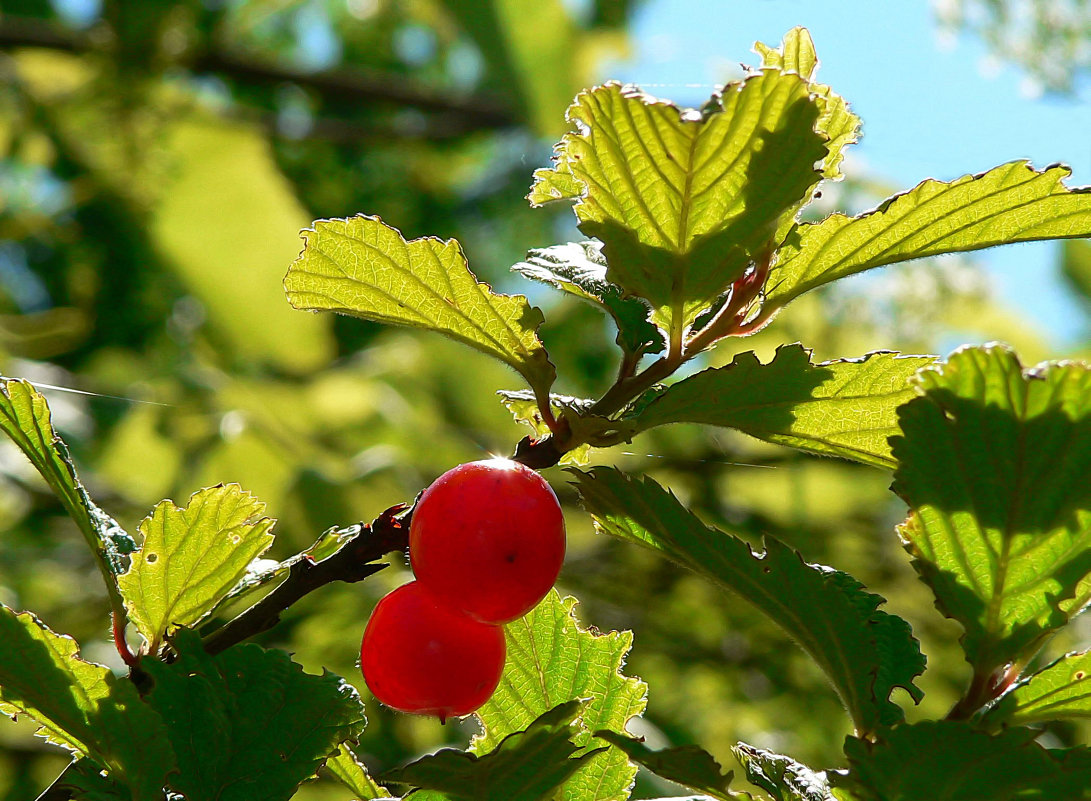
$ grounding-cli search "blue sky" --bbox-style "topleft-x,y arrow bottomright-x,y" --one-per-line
606,0 -> 1091,346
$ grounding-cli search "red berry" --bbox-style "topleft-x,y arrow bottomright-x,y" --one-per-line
410,458 -> 566,624
360,581 -> 505,721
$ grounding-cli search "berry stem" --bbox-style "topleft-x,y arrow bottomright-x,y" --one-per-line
201,504 -> 409,655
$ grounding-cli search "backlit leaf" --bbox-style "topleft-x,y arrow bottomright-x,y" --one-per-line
985,651 -> 1091,727
472,590 -> 647,801
754,27 -> 860,181
572,467 -> 924,734
119,484 -> 276,652
285,215 -> 555,398
632,344 -> 934,468
0,606 -> 175,800
530,73 -> 828,332
764,162 -> 1091,313
142,629 -> 366,801
891,345 -> 1091,675
0,379 -> 134,582
324,743 -> 392,799
389,701 -> 599,801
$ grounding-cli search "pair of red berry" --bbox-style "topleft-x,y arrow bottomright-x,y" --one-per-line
360,459 -> 566,721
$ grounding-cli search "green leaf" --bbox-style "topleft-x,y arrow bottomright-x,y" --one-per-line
0,606 -> 175,800
284,215 -> 555,398
142,629 -> 366,801
325,743 -> 392,799
631,344 -> 934,468
832,721 -> 1091,800
984,651 -> 1091,727
732,743 -> 833,801
754,27 -> 860,182
513,241 -> 663,356
593,731 -> 742,800
389,701 -> 600,801
498,389 -> 633,464
572,467 -> 924,734
0,378 -> 134,582
118,484 -> 275,651
530,73 -> 829,333
52,759 -> 133,801
764,162 -> 1091,313
891,345 -> 1091,676
472,590 -> 648,801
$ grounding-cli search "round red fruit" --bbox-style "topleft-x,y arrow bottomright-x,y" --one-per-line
410,458 -> 566,624
360,581 -> 505,721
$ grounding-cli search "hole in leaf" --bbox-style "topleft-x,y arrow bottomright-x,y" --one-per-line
146,553 -> 158,563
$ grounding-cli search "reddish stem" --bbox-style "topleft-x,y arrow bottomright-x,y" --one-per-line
112,609 -> 139,668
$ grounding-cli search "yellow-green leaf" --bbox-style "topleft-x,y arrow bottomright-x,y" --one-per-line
755,27 -> 860,181
0,379 -> 133,604
471,590 -> 647,801
119,485 -> 275,652
530,73 -> 829,333
985,651 -> 1091,727
285,215 -> 555,398
892,345 -> 1091,676
632,345 -> 935,469
765,162 -> 1091,312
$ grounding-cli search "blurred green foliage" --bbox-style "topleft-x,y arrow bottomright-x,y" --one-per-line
1,2 -> 1090,798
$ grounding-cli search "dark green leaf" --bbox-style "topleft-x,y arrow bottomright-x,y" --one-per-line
285,215 -> 556,398
572,468 -> 924,734
891,345 -> 1091,676
142,629 -> 366,801
530,73 -> 828,333
733,743 -> 833,801
472,590 -> 647,801
594,731 -> 741,800
833,721 -> 1091,800
389,701 -> 600,801
632,344 -> 934,468
0,606 -> 175,800
514,241 -> 663,356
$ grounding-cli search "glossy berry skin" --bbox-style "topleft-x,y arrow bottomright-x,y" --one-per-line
360,581 -> 505,721
410,458 -> 566,624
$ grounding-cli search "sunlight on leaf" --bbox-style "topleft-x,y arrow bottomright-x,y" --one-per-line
472,590 -> 647,801
765,162 -> 1091,313
119,484 -> 276,652
985,650 -> 1091,727
324,743 -> 392,799
632,344 -> 934,468
530,72 -> 828,334
892,345 -> 1091,676
285,215 -> 555,398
